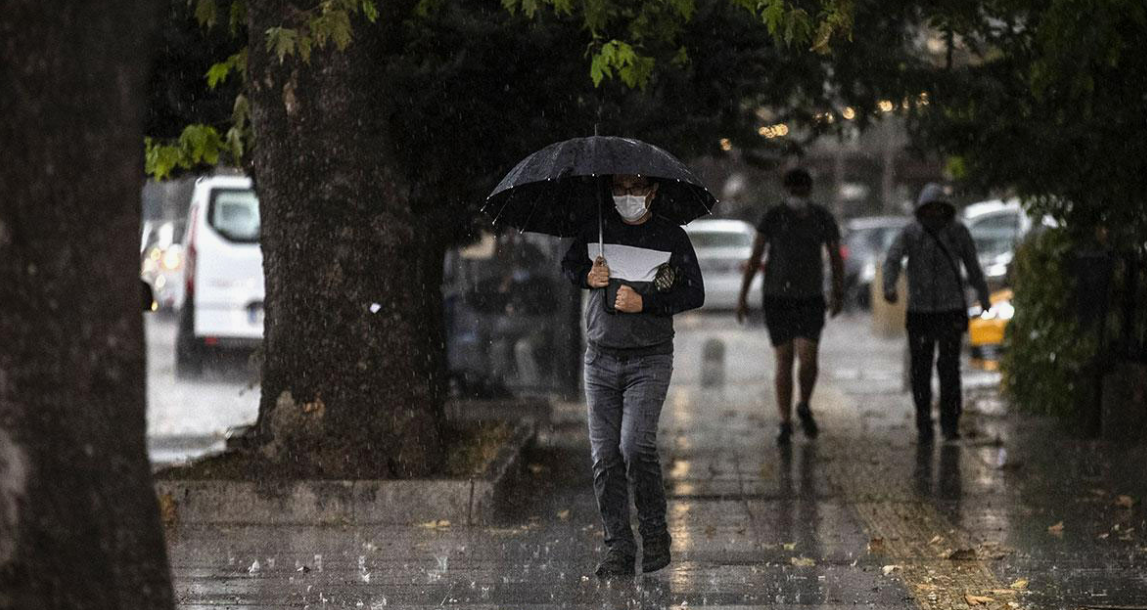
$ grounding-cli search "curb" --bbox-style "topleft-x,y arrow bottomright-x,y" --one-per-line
155,420 -> 535,526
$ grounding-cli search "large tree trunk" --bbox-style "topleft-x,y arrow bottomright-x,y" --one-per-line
0,2 -> 171,609
246,0 -> 444,477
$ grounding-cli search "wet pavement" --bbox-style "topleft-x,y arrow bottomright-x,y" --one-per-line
145,314 -> 259,464
165,313 -> 1147,609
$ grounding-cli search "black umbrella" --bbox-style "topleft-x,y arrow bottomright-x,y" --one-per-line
484,136 -> 717,242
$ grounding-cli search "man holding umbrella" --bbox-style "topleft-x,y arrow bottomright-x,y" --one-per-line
486,137 -> 713,577
561,173 -> 704,576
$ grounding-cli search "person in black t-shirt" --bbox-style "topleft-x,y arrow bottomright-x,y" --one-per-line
736,169 -> 844,445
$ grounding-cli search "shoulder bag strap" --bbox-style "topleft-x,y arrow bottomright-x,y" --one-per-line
922,227 -> 967,308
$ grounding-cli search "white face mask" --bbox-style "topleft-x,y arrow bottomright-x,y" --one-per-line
613,194 -> 648,221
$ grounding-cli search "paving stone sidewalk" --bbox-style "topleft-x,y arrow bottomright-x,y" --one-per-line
167,315 -> 1147,609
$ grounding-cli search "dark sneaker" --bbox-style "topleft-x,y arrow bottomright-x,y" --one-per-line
776,422 -> 793,446
642,534 -> 672,573
594,547 -> 635,577
795,403 -> 819,438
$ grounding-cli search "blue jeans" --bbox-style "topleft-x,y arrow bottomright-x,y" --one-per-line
584,347 -> 673,556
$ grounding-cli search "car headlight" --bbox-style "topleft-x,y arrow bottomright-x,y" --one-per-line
161,249 -> 182,271
979,300 -> 1014,321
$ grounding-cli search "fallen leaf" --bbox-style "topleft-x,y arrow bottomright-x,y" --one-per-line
418,519 -> 452,529
945,548 -> 977,561
867,538 -> 885,553
1010,578 -> 1029,591
1099,532 -> 1111,540
882,564 -> 902,576
790,556 -> 816,567
978,541 -> 1015,560
1048,521 -> 1065,535
157,492 -> 178,528
557,509 -> 571,521
965,594 -> 996,605
1115,495 -> 1137,509
929,535 -> 944,545
783,542 -> 797,551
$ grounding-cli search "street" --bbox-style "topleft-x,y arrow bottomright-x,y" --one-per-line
145,315 -> 260,464
163,310 -> 1147,608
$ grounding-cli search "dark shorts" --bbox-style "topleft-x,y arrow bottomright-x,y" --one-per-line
762,296 -> 826,346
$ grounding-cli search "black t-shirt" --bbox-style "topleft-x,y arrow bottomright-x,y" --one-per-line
756,203 -> 840,298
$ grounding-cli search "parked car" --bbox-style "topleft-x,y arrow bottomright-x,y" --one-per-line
842,216 -> 910,309
961,198 -> 1039,290
140,220 -> 185,311
175,175 -> 264,377
684,219 -> 761,310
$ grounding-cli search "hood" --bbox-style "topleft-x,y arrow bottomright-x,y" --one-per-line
914,182 -> 956,217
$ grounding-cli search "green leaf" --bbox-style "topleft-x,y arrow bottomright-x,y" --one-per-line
226,126 -> 246,161
194,0 -> 218,28
619,52 -> 654,90
205,52 -> 244,89
265,27 -> 298,61
589,40 -> 655,89
761,0 -> 785,35
229,0 -> 247,36
362,0 -> 378,22
590,51 -> 611,87
310,14 -> 332,46
670,0 -> 694,21
206,62 -> 231,89
232,94 -> 250,130
582,0 -> 609,34
414,0 -> 445,17
521,0 -> 539,18
329,9 -> 353,50
298,34 -> 314,63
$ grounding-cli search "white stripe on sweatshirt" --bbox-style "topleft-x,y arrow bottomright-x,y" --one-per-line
587,243 -> 672,283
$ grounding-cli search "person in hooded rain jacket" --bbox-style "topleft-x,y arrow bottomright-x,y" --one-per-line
883,183 -> 991,442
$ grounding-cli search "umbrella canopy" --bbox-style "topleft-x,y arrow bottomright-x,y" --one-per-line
484,136 -> 717,237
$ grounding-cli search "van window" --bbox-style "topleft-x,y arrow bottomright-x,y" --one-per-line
209,189 -> 260,243
968,212 -> 1020,260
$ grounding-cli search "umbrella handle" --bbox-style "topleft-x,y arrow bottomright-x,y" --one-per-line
597,178 -> 605,263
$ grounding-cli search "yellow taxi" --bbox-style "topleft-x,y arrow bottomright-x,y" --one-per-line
968,289 -> 1014,370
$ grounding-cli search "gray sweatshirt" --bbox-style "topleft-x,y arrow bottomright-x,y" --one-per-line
883,220 -> 990,313
562,215 -> 705,355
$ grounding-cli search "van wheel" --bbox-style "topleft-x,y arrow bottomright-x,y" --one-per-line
175,306 -> 203,378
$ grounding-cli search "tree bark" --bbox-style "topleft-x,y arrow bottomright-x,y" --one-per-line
0,2 -> 171,609
246,0 -> 443,477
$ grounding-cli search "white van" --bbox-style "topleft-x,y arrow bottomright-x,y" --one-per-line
175,175 -> 264,377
